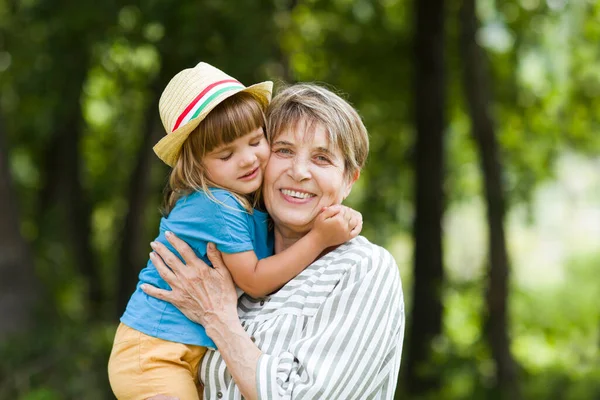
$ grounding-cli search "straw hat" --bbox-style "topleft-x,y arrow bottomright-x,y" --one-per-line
154,62 -> 273,167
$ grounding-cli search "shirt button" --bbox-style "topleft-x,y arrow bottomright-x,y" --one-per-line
260,300 -> 265,306
217,392 -> 223,398
251,336 -> 256,342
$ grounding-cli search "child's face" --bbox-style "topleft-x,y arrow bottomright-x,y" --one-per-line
203,127 -> 270,194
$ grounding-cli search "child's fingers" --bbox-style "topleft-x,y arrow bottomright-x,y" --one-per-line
320,204 -> 342,219
344,207 -> 362,221
344,208 -> 362,235
350,217 -> 363,237
347,215 -> 359,230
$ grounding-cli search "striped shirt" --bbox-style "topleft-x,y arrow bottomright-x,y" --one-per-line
200,236 -> 405,399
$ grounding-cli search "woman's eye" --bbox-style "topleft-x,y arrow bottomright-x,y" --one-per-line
315,155 -> 331,163
274,148 -> 292,155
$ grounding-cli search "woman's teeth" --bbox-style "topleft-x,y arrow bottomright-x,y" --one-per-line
281,189 -> 314,199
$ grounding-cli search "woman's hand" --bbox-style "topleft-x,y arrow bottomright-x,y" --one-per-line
144,233 -> 261,399
141,232 -> 239,330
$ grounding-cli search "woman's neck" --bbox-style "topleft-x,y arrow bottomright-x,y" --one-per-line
273,225 -> 307,254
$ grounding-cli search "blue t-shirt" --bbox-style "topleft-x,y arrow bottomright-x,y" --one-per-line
121,189 -> 273,348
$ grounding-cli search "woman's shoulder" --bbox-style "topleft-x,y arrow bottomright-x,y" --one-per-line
326,236 -> 400,280
332,236 -> 394,262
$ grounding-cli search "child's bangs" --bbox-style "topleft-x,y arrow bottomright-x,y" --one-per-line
200,91 -> 266,153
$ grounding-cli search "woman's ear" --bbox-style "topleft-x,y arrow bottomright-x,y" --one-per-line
343,170 -> 361,200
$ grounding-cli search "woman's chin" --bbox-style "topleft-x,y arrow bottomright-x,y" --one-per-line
274,215 -> 315,235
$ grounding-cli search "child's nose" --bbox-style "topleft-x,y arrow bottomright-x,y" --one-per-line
240,149 -> 257,166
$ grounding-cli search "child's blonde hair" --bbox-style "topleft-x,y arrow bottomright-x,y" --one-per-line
163,91 -> 267,215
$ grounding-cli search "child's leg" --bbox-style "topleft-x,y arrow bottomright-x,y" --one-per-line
108,323 -> 207,400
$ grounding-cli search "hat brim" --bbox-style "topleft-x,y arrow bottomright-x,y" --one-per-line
153,80 -> 273,167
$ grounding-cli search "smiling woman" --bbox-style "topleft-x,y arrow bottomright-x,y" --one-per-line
265,122 -> 355,235
140,83 -> 405,400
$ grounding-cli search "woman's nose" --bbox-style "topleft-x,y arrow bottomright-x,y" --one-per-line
289,158 -> 310,181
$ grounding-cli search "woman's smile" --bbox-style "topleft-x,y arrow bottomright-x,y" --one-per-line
279,188 -> 316,203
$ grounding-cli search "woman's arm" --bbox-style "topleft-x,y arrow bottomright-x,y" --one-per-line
223,205 -> 362,298
143,233 -> 405,399
143,233 -> 262,400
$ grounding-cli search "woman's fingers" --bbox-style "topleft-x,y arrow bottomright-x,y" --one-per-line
164,231 -> 198,266
151,240 -> 185,275
141,283 -> 174,303
206,243 -> 227,272
149,251 -> 177,283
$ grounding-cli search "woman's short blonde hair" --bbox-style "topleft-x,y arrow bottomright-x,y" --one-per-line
266,83 -> 369,178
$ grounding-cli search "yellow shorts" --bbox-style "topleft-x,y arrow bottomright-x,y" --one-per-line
108,323 -> 207,400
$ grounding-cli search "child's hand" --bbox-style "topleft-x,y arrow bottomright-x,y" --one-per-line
313,205 -> 363,247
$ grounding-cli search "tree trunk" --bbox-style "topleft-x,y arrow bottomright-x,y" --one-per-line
276,0 -> 298,84
115,85 -> 163,318
459,0 -> 521,398
62,56 -> 104,318
0,110 -> 39,339
35,49 -> 102,319
403,0 -> 446,396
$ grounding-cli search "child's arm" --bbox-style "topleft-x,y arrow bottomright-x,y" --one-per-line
222,205 -> 362,298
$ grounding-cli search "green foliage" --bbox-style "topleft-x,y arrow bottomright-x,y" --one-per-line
393,252 -> 600,400
0,321 -> 116,400
1,0 -> 600,398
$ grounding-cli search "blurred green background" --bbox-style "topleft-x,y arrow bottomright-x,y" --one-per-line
1,0 -> 599,399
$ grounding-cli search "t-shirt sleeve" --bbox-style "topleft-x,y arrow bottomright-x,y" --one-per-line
211,192 -> 256,254
163,191 -> 255,257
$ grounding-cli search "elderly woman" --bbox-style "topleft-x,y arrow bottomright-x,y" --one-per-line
143,84 -> 405,399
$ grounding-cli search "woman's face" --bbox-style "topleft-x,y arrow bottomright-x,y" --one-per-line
263,120 -> 358,235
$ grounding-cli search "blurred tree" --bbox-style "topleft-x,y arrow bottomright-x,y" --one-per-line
115,86 -> 163,318
459,1 -> 521,399
4,0 -> 126,320
404,0 -> 446,396
0,110 -> 39,340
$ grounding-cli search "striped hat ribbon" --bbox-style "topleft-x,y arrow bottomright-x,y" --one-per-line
171,79 -> 245,132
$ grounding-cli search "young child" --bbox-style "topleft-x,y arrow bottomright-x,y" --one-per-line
107,62 -> 361,400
